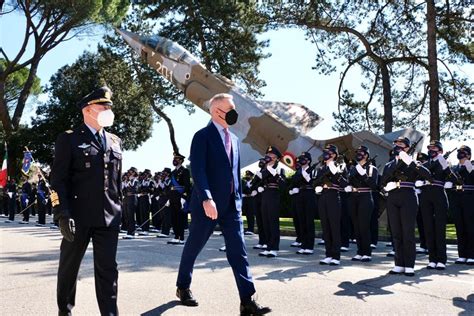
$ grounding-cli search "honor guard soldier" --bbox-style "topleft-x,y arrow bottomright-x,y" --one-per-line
345,145 -> 378,262
314,144 -> 348,266
418,140 -> 455,270
450,145 -> 474,265
35,174 -> 48,226
415,153 -> 429,254
251,158 -> 268,250
156,168 -> 172,238
137,169 -> 154,235
19,177 -> 33,224
123,167 -> 139,239
292,152 -> 317,255
242,170 -> 256,235
168,153 -> 191,245
258,146 -> 286,258
288,158 -> 303,248
150,172 -> 163,232
381,137 -> 432,276
4,178 -> 17,223
50,86 -> 123,315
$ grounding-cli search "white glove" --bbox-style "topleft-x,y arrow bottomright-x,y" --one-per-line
344,186 -> 353,193
266,165 -> 277,176
25,199 -> 29,204
384,181 -> 397,192
302,169 -> 311,182
180,198 -> 186,208
444,181 -> 453,189
415,180 -> 425,187
251,190 -> 257,197
415,188 -> 421,194
356,164 -> 366,176
155,196 -> 160,201
399,151 -> 413,165
436,155 -> 448,170
464,160 -> 473,173
289,189 -> 295,196
328,161 -> 338,174
7,192 -> 13,198
315,186 -> 323,194
293,188 -> 300,194
137,193 -> 142,197
165,200 -> 170,207
257,187 -> 264,193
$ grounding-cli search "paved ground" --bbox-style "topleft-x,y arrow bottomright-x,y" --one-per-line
0,216 -> 473,315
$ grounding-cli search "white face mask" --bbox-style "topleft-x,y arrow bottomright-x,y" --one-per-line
90,108 -> 114,127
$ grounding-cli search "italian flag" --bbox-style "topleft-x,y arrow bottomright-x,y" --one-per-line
0,143 -> 7,188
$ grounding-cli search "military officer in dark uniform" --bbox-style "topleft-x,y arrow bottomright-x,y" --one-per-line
288,160 -> 303,249
251,159 -> 267,250
156,167 -> 172,237
314,144 -> 348,266
137,169 -> 153,235
19,177 -> 33,224
293,152 -> 317,255
168,153 -> 191,244
123,167 -> 138,239
50,86 -> 122,316
415,152 -> 429,254
242,170 -> 256,234
345,145 -> 378,262
418,140 -> 455,270
381,137 -> 431,276
258,146 -> 286,258
450,145 -> 474,265
5,178 -> 17,223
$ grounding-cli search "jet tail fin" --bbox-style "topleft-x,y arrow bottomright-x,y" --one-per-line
257,101 -> 323,135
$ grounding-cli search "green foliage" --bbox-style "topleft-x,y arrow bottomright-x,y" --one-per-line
0,59 -> 41,112
28,49 -> 154,165
262,1 -> 473,139
142,0 -> 270,97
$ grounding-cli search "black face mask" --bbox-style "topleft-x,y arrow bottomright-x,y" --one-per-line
457,152 -> 467,160
219,109 -> 238,126
322,151 -> 331,161
355,153 -> 365,162
393,145 -> 404,156
172,159 -> 180,166
258,159 -> 266,168
428,150 -> 439,159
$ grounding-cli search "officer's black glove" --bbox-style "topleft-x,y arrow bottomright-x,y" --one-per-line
59,217 -> 75,242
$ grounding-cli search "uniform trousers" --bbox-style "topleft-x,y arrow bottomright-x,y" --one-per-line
318,189 -> 341,259
386,188 -> 418,268
296,189 -> 316,249
420,186 -> 448,263
57,225 -> 119,315
349,192 -> 373,256
450,191 -> 474,259
261,188 -> 280,251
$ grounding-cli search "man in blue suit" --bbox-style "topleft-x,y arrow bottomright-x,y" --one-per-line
176,93 -> 271,315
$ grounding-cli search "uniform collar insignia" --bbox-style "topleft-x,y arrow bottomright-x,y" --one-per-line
78,143 -> 91,149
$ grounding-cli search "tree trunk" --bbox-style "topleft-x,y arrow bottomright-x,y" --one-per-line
0,82 -> 13,137
150,103 -> 180,155
12,58 -> 40,129
380,61 -> 393,133
427,0 -> 440,141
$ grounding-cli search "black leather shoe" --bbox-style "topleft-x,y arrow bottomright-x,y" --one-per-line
240,299 -> 271,315
176,288 -> 198,306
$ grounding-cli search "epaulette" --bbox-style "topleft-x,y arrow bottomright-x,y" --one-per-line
65,130 -> 73,134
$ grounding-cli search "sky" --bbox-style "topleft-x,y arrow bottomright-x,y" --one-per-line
1,8 -> 473,172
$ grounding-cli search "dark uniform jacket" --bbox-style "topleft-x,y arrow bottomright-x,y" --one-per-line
381,158 -> 431,186
422,159 -> 456,183
170,166 -> 191,201
314,163 -> 348,188
50,124 -> 123,228
348,164 -> 379,190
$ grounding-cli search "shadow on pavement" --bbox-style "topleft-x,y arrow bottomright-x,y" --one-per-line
452,294 -> 474,316
140,300 -> 180,315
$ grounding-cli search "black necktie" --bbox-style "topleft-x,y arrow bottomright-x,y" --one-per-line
95,132 -> 104,151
